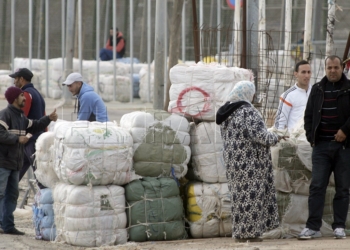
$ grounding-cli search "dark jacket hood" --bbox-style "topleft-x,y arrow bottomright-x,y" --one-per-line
216,101 -> 249,125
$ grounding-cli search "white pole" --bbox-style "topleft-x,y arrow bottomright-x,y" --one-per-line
217,0 -> 221,62
104,0 -> 110,42
45,0 -> 49,96
96,0 -> 100,94
153,0 -> 166,109
258,0 -> 266,87
182,1 -> 186,62
164,1 -> 168,96
284,0 -> 292,85
61,0 -> 65,75
29,0 -> 33,70
78,0 -> 82,74
11,0 -> 15,71
147,0 -> 151,103
233,0 -> 241,67
112,0 -> 116,101
199,0 -> 203,60
326,0 -> 335,57
304,0 -> 313,61
130,0 -> 134,103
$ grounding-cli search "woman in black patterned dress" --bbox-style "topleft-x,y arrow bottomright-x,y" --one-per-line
216,81 -> 280,242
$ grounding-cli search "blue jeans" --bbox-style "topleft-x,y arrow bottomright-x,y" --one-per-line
0,168 -> 19,231
99,48 -> 122,61
306,141 -> 350,231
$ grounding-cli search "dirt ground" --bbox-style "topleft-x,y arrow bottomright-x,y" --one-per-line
0,181 -> 349,250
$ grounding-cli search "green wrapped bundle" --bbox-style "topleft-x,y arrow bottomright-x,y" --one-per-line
125,177 -> 187,242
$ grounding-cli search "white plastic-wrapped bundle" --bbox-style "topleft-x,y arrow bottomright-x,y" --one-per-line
53,121 -> 136,186
189,122 -> 226,183
168,63 -> 254,121
35,132 -> 59,189
32,188 -> 56,241
120,110 -> 190,178
53,183 -> 127,247
139,63 -> 154,102
13,57 -> 46,71
0,75 -> 12,95
187,182 -> 231,238
94,74 -> 131,102
41,79 -> 62,99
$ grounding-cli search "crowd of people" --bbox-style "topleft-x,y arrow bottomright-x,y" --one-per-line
1,55 -> 349,243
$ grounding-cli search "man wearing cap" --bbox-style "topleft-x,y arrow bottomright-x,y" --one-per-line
0,86 -> 57,235
9,68 -> 46,185
63,72 -> 109,122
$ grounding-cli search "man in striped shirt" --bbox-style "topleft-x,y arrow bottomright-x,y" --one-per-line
298,55 -> 350,240
274,60 -> 311,132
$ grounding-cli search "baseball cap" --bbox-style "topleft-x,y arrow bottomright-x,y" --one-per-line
63,72 -> 84,86
9,68 -> 34,81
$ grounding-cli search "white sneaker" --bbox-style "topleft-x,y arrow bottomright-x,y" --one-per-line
297,228 -> 322,240
334,228 -> 346,239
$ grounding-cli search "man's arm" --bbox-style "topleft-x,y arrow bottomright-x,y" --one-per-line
304,88 -> 315,144
274,95 -> 292,130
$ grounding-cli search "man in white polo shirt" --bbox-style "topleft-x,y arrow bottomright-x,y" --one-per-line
274,60 -> 311,132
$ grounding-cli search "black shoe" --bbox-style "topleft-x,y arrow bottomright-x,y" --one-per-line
4,227 -> 25,235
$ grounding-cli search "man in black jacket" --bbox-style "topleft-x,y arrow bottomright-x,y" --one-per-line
0,86 -> 57,235
298,55 -> 350,240
9,68 -> 46,185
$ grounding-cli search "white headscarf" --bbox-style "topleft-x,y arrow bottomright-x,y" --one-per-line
225,81 -> 255,104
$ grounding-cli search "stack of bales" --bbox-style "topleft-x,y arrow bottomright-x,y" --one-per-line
168,63 -> 254,238
186,122 -> 231,238
32,188 -> 56,241
120,110 -> 189,241
10,57 -> 143,101
267,126 -> 350,238
35,121 -> 137,247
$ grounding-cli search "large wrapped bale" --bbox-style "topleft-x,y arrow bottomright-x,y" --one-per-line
94,74 -> 131,102
271,140 -> 312,195
264,189 -> 350,239
125,177 -> 187,242
53,121 -> 137,186
53,183 -> 127,247
0,74 -> 12,95
189,122 -> 226,183
35,131 -> 59,189
32,188 -> 56,241
186,182 -> 231,238
120,110 -> 190,178
168,63 -> 254,121
40,79 -> 62,99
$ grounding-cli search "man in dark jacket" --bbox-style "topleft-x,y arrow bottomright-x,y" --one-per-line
298,55 -> 350,240
0,86 -> 57,235
9,68 -> 46,185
